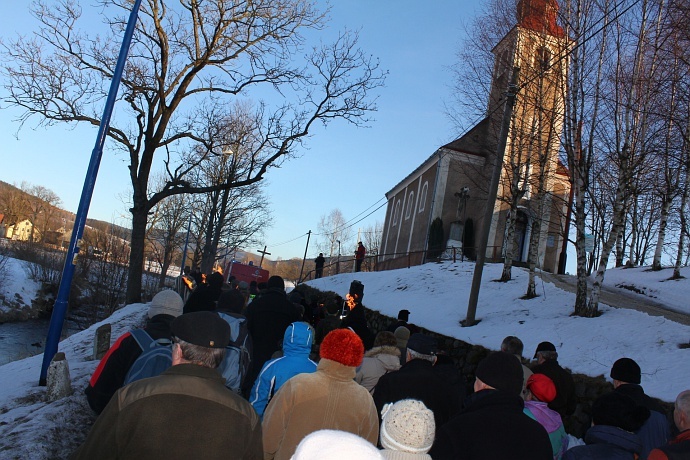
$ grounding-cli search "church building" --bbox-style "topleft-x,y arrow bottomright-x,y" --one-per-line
379,0 -> 571,273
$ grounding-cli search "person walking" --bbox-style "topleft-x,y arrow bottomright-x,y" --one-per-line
85,289 -> 184,414
73,311 -> 262,460
261,328 -> 379,460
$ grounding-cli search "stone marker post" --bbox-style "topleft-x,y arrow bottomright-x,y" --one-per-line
93,324 -> 111,360
47,352 -> 73,401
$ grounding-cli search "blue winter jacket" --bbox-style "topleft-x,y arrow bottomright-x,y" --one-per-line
248,321 -> 317,418
564,425 -> 644,460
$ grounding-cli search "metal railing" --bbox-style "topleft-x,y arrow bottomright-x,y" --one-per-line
297,245 -> 504,283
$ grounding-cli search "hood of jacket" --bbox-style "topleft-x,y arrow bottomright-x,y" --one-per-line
524,400 -> 563,433
365,345 -> 401,359
585,424 -> 643,454
282,321 -> 313,357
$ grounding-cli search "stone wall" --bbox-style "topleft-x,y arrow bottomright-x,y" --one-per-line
364,306 -> 674,439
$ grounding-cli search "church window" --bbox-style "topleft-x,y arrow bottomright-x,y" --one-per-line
418,182 -> 429,213
405,191 -> 415,219
537,46 -> 551,72
393,199 -> 401,226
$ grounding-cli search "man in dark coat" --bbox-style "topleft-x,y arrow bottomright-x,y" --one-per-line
531,341 -> 577,417
386,309 -> 411,333
610,357 -> 671,458
339,280 -> 374,350
314,253 -> 325,279
244,275 -> 301,392
73,312 -> 262,460
85,290 -> 184,414
564,391 -> 649,460
183,271 -> 225,314
373,333 -> 461,428
429,351 -> 553,460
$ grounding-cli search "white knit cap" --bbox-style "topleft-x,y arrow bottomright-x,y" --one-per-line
380,399 -> 435,454
291,430 -> 383,460
147,290 -> 184,319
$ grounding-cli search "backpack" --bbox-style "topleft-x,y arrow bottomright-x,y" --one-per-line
124,329 -> 173,385
217,312 -> 253,394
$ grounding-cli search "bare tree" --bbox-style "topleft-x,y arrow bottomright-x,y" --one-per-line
317,209 -> 354,260
146,191 -> 189,288
2,0 -> 386,303
22,183 -> 62,243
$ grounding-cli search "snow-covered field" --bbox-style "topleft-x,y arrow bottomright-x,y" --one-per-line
0,259 -> 689,459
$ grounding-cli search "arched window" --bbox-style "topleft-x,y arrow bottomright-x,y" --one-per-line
537,46 -> 551,72
393,199 -> 401,226
405,191 -> 415,219
418,182 -> 428,213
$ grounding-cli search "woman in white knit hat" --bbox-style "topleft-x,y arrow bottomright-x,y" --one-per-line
380,399 -> 435,460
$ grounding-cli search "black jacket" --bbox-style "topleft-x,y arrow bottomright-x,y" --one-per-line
183,283 -> 223,314
429,389 -> 553,460
340,303 -> 374,350
373,358 -> 461,428
245,288 -> 301,390
85,314 -> 175,414
531,358 -> 577,417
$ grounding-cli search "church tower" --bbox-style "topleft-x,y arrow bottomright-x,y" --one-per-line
485,0 -> 570,270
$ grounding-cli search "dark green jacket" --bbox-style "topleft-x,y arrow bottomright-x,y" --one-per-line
73,364 -> 262,460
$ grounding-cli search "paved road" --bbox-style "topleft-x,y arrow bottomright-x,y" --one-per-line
538,271 -> 690,326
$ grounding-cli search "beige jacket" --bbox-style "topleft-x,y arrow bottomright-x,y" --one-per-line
355,345 -> 401,393
262,358 -> 380,460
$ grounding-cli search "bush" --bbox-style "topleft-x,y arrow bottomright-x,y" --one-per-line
427,217 -> 445,260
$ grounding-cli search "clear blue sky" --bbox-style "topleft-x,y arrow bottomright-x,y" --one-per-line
0,1 -> 480,261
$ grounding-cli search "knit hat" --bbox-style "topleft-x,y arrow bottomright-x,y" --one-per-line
526,373 -> 557,403
406,334 -> 437,356
610,357 -> 641,384
319,328 -> 364,367
291,430 -> 383,460
475,351 -> 523,396
148,290 -> 184,319
380,399 -> 435,454
394,326 -> 410,349
172,311 -> 231,348
592,391 -> 650,432
533,341 -> 557,359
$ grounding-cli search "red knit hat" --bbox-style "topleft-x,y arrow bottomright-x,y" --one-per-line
527,373 -> 557,403
319,329 -> 364,367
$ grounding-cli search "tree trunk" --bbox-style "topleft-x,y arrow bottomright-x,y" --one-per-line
126,208 -> 149,304
652,195 -> 671,271
500,206 -> 518,281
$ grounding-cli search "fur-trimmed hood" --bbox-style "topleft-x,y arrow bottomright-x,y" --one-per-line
365,345 -> 401,358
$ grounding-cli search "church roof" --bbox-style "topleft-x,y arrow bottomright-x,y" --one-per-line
440,117 -> 492,157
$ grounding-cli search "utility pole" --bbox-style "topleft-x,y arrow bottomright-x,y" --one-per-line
464,67 -> 520,327
257,246 -> 271,268
299,231 -> 312,282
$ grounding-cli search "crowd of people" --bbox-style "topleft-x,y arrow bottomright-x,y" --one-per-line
76,274 -> 689,459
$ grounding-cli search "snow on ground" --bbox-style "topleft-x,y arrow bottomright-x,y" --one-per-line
0,260 -> 689,459
0,257 -> 40,315
603,265 -> 690,315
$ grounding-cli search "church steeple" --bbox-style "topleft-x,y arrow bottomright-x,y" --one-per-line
517,0 -> 564,38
